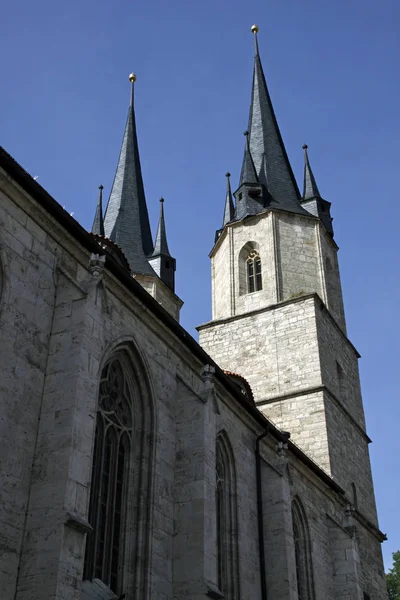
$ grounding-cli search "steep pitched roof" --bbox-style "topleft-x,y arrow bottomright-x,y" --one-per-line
248,27 -> 307,215
239,130 -> 259,185
222,172 -> 235,226
103,75 -> 154,276
151,198 -> 171,257
91,185 -> 105,237
302,144 -> 321,200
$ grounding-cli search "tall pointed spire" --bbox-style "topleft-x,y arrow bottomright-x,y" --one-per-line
223,172 -> 235,226
240,130 -> 259,186
301,144 -> 334,236
248,25 -> 307,215
302,144 -> 321,200
152,198 -> 171,257
148,198 -> 176,291
103,73 -> 154,275
91,185 -> 105,236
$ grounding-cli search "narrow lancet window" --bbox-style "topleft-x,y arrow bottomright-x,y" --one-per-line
215,433 -> 240,599
292,497 -> 315,600
84,358 -> 133,595
247,251 -> 262,293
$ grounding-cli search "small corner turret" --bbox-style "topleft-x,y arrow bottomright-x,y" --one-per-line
301,144 -> 334,236
148,198 -> 176,292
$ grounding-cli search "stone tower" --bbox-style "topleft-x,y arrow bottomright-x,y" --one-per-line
198,27 -> 379,526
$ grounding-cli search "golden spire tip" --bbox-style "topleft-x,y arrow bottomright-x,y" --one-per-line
129,73 -> 137,83
251,24 -> 259,34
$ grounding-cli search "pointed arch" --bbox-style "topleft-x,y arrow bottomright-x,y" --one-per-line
292,496 -> 315,600
84,341 -> 155,599
215,431 -> 240,599
238,241 -> 263,295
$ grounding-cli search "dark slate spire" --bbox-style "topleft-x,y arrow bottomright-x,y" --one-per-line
302,144 -> 321,200
223,172 -> 235,226
91,185 -> 105,236
240,131 -> 259,185
301,144 -> 334,236
103,73 -> 154,275
152,197 -> 171,257
148,198 -> 176,291
248,26 -> 307,215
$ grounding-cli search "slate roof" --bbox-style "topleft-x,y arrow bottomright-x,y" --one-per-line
222,172 -> 235,227
91,185 -> 105,237
239,131 -> 259,185
103,80 -> 155,276
247,31 -> 308,216
151,198 -> 171,258
302,144 -> 321,200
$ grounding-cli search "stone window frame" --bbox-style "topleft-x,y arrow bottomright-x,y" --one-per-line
215,431 -> 240,599
238,241 -> 263,296
292,496 -> 315,600
83,343 -> 155,598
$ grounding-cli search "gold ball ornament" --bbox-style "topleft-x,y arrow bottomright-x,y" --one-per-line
251,24 -> 259,34
129,73 -> 137,83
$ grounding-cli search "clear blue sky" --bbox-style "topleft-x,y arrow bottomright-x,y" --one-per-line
1,0 -> 399,570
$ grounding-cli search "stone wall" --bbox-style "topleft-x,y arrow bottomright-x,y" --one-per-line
0,179 -> 57,599
0,169 -> 387,600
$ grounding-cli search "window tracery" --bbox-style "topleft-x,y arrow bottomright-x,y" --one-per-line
84,358 -> 133,595
238,241 -> 263,296
246,251 -> 262,293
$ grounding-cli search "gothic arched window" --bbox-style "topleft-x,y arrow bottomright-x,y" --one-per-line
239,241 -> 263,296
84,345 -> 154,598
84,359 -> 132,593
292,497 -> 315,600
247,251 -> 262,293
215,433 -> 240,599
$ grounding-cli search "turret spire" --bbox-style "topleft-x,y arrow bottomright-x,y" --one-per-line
248,26 -> 307,215
301,144 -> 334,236
148,198 -> 176,291
302,144 -> 321,200
152,198 -> 171,257
223,172 -> 235,226
103,73 -> 154,275
239,130 -> 258,185
91,185 -> 105,236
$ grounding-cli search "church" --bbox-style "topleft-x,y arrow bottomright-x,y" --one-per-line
0,25 -> 388,600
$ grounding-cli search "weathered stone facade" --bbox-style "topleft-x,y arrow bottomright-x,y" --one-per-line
0,143 -> 387,600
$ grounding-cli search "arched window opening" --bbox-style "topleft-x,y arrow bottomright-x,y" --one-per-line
292,497 -> 315,600
216,448 -> 226,592
239,241 -> 263,296
84,358 -> 133,595
215,433 -> 240,599
247,251 -> 262,293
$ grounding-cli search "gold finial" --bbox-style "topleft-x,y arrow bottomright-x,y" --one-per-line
129,73 -> 137,83
251,24 -> 259,34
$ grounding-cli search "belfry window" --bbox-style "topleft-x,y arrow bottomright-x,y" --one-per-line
84,358 -> 132,595
292,497 -> 315,600
247,251 -> 262,293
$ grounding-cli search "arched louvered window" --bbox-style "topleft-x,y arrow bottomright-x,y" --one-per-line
215,433 -> 240,599
292,497 -> 315,600
247,251 -> 262,293
84,357 -> 133,594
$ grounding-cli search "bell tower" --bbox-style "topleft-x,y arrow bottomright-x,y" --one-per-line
198,26 -> 379,526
